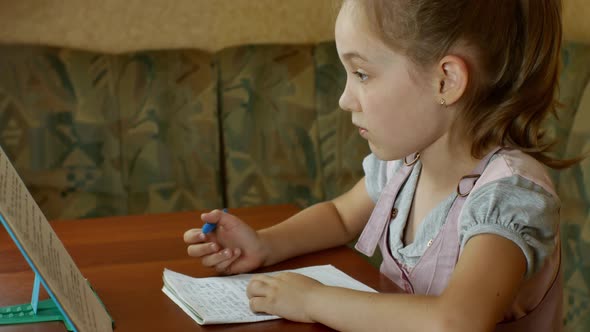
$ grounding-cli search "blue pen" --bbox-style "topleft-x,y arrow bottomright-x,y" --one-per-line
202,208 -> 227,234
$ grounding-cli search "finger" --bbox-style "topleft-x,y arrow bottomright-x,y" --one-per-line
201,247 -> 236,267
201,209 -> 241,231
187,242 -> 220,258
183,229 -> 205,244
247,275 -> 276,297
249,297 -> 268,314
246,279 -> 266,298
214,248 -> 241,274
200,209 -> 223,224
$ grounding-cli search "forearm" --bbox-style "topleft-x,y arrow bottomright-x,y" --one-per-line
305,287 -> 483,332
303,234 -> 527,332
258,201 -> 356,266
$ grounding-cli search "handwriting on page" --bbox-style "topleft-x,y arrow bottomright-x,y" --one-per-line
166,272 -> 273,323
163,265 -> 376,324
0,151 -> 113,331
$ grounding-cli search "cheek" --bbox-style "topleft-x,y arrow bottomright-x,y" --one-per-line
363,84 -> 413,124
364,82 -> 440,145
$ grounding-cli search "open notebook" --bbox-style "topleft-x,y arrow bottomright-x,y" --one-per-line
162,264 -> 376,325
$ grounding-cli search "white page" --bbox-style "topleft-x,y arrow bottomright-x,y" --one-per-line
162,264 -> 376,325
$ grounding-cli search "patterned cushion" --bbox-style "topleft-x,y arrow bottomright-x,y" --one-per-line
117,51 -> 222,215
546,43 -> 590,162
315,42 -> 369,200
218,45 -> 324,208
0,46 -> 127,219
559,43 -> 590,331
219,43 -> 368,208
0,46 -> 222,219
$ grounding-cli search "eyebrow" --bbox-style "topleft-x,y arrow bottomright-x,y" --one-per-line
341,51 -> 369,62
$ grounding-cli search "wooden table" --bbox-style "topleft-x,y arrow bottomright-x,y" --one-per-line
0,205 -> 399,331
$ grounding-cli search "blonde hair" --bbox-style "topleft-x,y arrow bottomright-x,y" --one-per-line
351,0 -> 575,168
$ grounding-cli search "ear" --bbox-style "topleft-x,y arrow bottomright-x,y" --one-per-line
436,55 -> 469,106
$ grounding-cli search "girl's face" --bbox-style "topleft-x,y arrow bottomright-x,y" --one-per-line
336,2 -> 453,161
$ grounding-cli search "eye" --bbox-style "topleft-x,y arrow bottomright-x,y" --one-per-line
353,70 -> 368,82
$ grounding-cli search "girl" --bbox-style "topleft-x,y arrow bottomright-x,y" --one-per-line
184,0 -> 567,330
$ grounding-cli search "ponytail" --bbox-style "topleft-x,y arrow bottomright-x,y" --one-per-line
468,0 -> 573,168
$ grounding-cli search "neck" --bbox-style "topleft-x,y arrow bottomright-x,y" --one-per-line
418,133 -> 483,188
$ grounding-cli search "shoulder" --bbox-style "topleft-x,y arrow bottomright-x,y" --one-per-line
466,148 -> 560,225
473,148 -> 558,201
459,149 -> 560,277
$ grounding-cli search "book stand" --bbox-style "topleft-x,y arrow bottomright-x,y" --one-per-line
0,145 -> 114,331
0,214 -> 78,330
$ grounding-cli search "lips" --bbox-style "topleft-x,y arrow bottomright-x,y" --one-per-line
355,125 -> 368,138
352,121 -> 368,137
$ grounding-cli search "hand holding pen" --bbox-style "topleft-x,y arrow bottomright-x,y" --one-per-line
201,208 -> 227,234
183,208 -> 268,274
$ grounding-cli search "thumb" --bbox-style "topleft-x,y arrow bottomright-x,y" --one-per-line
201,209 -> 242,230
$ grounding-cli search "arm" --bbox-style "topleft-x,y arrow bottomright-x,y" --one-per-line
259,177 -> 375,266
249,233 -> 527,332
184,177 -> 375,273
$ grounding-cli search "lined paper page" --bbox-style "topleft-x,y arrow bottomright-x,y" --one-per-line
163,264 -> 376,325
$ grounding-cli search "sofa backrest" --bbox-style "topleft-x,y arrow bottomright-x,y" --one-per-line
0,47 -> 223,218
554,43 -> 590,331
0,41 -> 371,218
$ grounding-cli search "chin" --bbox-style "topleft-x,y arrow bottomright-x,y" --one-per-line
368,143 -> 403,161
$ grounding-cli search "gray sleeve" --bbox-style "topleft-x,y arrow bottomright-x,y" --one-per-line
362,153 -> 395,203
459,175 -> 560,278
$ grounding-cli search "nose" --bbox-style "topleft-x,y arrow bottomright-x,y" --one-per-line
339,81 -> 358,113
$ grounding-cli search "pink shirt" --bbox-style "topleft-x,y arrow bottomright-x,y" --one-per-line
356,148 -> 562,331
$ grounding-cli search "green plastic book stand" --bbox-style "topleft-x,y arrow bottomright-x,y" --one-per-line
0,214 -> 113,331
0,214 -> 77,330
0,292 -> 75,331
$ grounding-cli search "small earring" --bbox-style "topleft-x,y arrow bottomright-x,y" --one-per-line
439,98 -> 446,106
